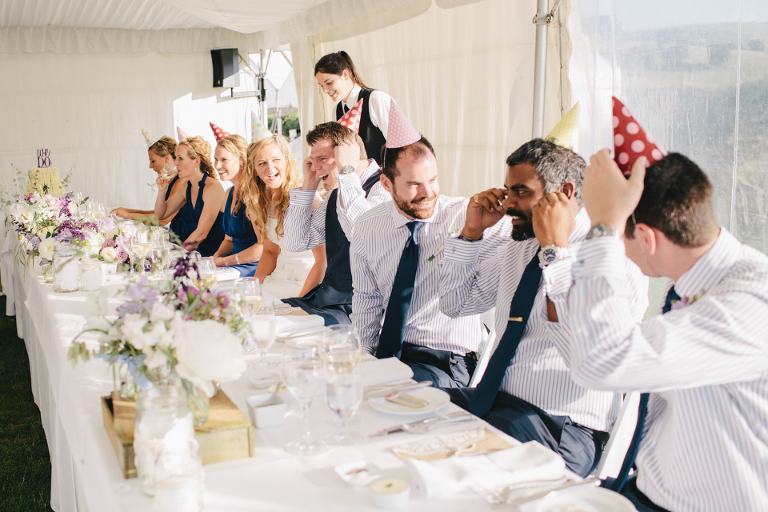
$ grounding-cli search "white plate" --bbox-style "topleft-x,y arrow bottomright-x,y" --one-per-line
534,485 -> 637,512
368,387 -> 450,415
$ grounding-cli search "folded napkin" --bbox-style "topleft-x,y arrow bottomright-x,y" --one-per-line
404,441 -> 566,498
273,314 -> 325,337
358,357 -> 414,388
216,267 -> 241,282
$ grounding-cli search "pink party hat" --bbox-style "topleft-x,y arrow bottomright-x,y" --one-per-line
209,122 -> 230,142
337,99 -> 363,133
251,111 -> 272,142
612,97 -> 667,175
385,99 -> 421,149
177,126 -> 191,141
141,128 -> 158,148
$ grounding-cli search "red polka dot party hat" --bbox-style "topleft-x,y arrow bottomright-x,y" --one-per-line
209,122 -> 231,142
337,98 -> 363,133
612,97 -> 667,175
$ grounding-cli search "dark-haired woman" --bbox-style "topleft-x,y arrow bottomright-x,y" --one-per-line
314,51 -> 394,165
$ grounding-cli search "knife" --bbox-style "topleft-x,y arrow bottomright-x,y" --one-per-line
369,411 -> 472,437
507,476 -> 600,507
365,381 -> 433,399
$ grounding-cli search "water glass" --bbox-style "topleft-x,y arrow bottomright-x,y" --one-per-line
281,342 -> 327,456
322,325 -> 362,374
196,257 -> 217,289
246,301 -> 276,361
133,228 -> 153,276
237,277 -> 262,315
325,372 -> 364,445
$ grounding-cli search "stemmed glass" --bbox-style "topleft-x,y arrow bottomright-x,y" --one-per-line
325,371 -> 364,445
120,221 -> 138,278
282,342 -> 327,456
238,277 -> 263,315
196,257 -> 217,289
322,325 -> 362,374
132,228 -> 152,276
151,239 -> 172,279
245,300 -> 276,362
94,202 -> 106,221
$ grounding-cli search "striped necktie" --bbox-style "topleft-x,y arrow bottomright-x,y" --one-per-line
376,222 -> 421,359
469,253 -> 542,416
609,285 -> 680,492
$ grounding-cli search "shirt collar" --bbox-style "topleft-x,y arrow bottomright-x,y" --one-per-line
345,84 -> 362,109
360,159 -> 380,182
388,195 -> 442,228
673,227 -> 737,299
570,207 -> 591,244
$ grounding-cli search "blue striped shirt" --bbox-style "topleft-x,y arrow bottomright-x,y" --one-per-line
351,195 -> 488,355
569,229 -> 768,511
440,208 -> 648,431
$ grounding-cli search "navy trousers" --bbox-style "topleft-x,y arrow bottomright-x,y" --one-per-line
604,476 -> 669,512
445,388 -> 606,477
400,343 -> 477,389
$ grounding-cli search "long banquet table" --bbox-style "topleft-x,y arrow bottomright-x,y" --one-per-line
1,222 -> 555,512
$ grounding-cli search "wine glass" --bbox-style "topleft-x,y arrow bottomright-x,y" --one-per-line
322,325 -> 362,374
133,228 -> 152,276
120,222 -> 138,278
151,239 -> 171,279
161,164 -> 178,180
94,202 -> 106,221
238,277 -> 262,315
282,342 -> 327,456
245,301 -> 276,362
196,257 -> 217,289
325,371 -> 364,445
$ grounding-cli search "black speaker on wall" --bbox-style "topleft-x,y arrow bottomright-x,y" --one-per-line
211,48 -> 240,88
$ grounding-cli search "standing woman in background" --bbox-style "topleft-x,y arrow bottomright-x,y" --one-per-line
211,134 -> 262,277
155,136 -> 226,256
314,51 -> 394,165
111,136 -> 190,234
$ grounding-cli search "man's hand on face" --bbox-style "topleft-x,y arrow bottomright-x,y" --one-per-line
532,191 -> 574,248
302,156 -> 321,191
334,140 -> 361,172
583,149 -> 646,232
462,188 -> 507,240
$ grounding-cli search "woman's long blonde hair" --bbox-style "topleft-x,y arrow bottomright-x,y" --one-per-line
179,136 -> 218,180
217,134 -> 248,212
242,134 -> 300,241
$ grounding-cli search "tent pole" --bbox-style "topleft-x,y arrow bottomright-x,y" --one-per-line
260,50 -> 269,133
532,0 -> 550,138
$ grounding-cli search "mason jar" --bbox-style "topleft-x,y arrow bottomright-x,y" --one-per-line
52,243 -> 80,292
79,258 -> 102,291
134,386 -> 195,496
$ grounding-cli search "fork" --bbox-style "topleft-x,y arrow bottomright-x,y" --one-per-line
474,476 -> 573,505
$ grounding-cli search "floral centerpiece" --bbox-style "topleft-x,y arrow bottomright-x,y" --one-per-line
68,253 -> 248,420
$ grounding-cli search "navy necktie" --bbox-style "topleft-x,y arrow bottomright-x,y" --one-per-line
377,222 -> 421,359
469,253 -> 542,417
609,285 -> 680,492
343,104 -> 350,114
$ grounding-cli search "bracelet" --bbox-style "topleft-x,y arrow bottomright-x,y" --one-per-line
458,233 -> 483,242
235,253 -> 239,264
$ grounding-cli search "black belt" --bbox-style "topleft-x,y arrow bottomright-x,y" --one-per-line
400,343 -> 477,376
574,423 -> 610,447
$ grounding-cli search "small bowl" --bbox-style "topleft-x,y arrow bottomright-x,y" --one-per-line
246,393 -> 287,429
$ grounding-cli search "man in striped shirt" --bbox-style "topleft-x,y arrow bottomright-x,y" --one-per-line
568,151 -> 768,511
440,139 -> 648,476
351,137 -> 502,387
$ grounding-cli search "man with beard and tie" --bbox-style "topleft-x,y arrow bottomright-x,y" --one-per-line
439,139 -> 648,476
351,135 -> 507,388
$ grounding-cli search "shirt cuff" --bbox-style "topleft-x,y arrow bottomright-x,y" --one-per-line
444,236 -> 482,266
542,257 -> 575,299
288,188 -> 315,207
338,172 -> 364,191
572,237 -> 627,281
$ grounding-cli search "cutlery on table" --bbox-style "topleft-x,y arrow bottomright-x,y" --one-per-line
369,411 -> 474,437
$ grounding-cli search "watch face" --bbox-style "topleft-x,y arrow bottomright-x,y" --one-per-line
542,247 -> 557,263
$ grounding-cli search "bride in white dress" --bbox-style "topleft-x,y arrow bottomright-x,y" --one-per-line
243,135 -> 326,299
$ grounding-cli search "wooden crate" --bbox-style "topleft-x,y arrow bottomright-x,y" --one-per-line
101,390 -> 254,479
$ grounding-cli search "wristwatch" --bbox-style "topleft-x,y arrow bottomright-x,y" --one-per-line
339,165 -> 356,175
538,245 -> 570,267
585,223 -> 623,241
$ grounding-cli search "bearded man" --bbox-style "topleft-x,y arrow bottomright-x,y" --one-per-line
350,136 -> 504,388
438,138 -> 648,476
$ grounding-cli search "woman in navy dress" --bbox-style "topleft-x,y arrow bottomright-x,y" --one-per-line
154,136 -> 225,256
212,135 -> 262,277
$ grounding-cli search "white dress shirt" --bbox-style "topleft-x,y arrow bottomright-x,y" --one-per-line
351,195 -> 486,355
569,228 -> 768,512
440,208 -> 648,431
343,84 -> 392,139
284,160 -> 388,252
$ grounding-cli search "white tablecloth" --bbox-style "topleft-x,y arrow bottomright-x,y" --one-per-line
2,221 -> 548,512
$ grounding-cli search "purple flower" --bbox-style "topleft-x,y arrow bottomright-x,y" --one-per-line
115,246 -> 128,263
102,238 -> 116,249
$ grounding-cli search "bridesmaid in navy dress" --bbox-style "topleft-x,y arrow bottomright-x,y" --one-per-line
212,134 -> 262,277
154,136 -> 225,256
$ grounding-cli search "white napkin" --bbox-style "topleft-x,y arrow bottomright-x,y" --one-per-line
404,441 -> 567,498
216,267 -> 241,282
273,314 -> 325,337
358,357 -> 414,388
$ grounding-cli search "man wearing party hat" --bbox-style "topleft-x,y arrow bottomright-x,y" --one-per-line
282,108 -> 389,325
567,98 -> 768,511
438,103 -> 648,477
351,100 -> 501,388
